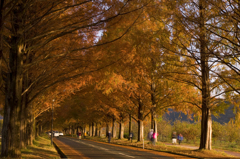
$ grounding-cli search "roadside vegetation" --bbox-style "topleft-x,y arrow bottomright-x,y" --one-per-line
61,116 -> 240,154
63,117 -> 240,158
115,119 -> 240,153
2,0 -> 240,158
73,136 -> 232,158
21,134 -> 60,159
154,120 -> 240,152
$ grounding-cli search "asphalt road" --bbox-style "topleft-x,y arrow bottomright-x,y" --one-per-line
55,137 -> 189,159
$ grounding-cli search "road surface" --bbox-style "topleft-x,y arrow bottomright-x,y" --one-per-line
54,137 -> 192,159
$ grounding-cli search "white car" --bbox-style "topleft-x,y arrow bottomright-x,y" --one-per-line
59,132 -> 64,136
54,131 -> 59,137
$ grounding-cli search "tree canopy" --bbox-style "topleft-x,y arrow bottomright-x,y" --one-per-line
1,0 -> 240,157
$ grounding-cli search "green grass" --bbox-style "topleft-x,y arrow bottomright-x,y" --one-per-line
0,134 -> 60,158
160,138 -> 240,152
21,134 -> 60,159
212,141 -> 240,152
82,136 -> 233,158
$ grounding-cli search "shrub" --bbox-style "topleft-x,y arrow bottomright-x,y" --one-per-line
157,120 -> 172,142
225,121 -> 240,143
124,133 -> 129,139
212,121 -> 224,143
173,120 -> 200,143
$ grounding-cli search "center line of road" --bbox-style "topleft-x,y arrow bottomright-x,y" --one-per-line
99,148 -> 109,151
70,139 -> 109,150
119,152 -> 135,158
68,138 -> 134,158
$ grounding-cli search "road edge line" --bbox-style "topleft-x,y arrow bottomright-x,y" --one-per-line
53,138 -> 68,158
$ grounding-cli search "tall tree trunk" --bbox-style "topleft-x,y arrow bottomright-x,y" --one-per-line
20,108 -> 26,148
200,108 -> 212,149
0,0 -> 8,154
72,125 -> 76,136
8,36 -> 22,156
151,79 -> 157,142
138,120 -> 144,142
137,100 -> 144,142
26,110 -> 34,146
20,101 -> 25,149
96,123 -> 99,136
89,123 -> 92,137
128,114 -> 132,141
199,0 -> 212,150
1,87 -> 10,156
119,119 -> 124,139
6,6 -> 25,156
21,66 -> 29,148
99,123 -> 102,137
106,123 -> 108,137
106,122 -> 110,137
92,122 -> 95,137
35,122 -> 39,138
112,117 -> 116,138
151,112 -> 154,130
32,117 -> 36,140
69,125 -> 71,135
25,105 -> 33,145
39,124 -> 42,135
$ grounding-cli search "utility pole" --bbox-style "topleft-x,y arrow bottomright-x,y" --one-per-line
51,99 -> 55,145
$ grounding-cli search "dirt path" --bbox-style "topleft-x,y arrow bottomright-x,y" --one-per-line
165,143 -> 240,157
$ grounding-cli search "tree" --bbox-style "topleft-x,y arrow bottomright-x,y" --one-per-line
0,0 -> 148,157
205,0 -> 240,96
93,8 -> 199,142
150,0 -> 230,150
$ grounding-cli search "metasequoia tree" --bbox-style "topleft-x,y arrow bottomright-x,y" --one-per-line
44,87 -> 105,134
0,0 -> 148,157
93,86 -> 126,137
93,60 -> 149,142
95,73 -> 136,139
91,11 -> 183,142
155,0 -> 229,150
206,0 -> 240,92
205,0 -> 240,111
97,9 -> 199,142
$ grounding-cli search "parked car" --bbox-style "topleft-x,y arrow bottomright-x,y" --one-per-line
49,131 -> 55,136
54,131 -> 59,137
59,132 -> 64,136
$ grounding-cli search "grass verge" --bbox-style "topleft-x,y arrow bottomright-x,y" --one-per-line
81,136 -> 235,158
21,134 -> 60,159
163,139 -> 240,152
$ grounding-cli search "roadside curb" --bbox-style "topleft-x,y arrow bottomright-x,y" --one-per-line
53,137 -> 89,159
53,139 -> 67,159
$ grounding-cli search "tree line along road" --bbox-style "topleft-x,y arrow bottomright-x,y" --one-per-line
53,136 -> 194,159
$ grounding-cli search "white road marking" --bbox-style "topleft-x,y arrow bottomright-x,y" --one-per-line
99,148 -> 109,151
66,137 -> 135,158
119,153 -> 135,158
